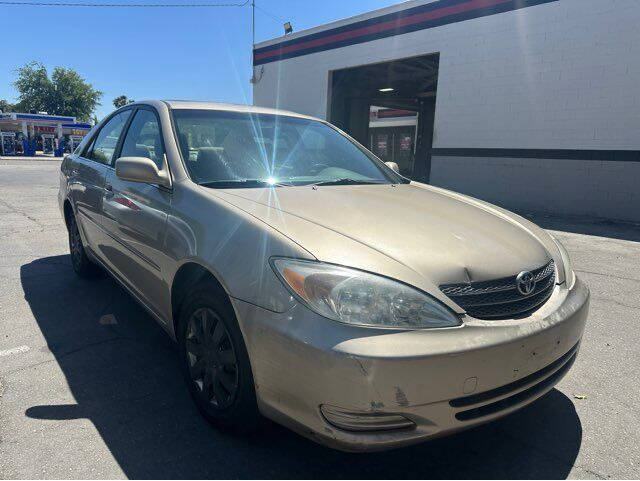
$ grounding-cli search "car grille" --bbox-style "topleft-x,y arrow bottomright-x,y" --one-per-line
439,260 -> 556,319
450,342 -> 579,421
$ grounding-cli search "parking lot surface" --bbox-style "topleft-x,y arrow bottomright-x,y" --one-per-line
1,158 -> 639,479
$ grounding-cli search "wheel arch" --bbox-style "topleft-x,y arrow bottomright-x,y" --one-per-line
170,261 -> 234,337
63,199 -> 74,231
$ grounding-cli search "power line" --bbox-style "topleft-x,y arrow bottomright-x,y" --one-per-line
254,4 -> 284,24
0,0 -> 249,7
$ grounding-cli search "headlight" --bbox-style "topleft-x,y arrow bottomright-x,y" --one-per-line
271,258 -> 461,329
551,235 -> 575,289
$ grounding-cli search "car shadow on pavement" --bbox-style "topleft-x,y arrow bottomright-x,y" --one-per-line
21,255 -> 583,479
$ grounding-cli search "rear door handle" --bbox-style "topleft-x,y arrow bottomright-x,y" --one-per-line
105,184 -> 113,192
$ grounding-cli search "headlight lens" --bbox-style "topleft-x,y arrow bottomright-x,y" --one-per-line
551,235 -> 575,289
271,258 -> 461,329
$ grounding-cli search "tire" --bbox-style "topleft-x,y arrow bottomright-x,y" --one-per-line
67,213 -> 100,278
178,281 -> 261,431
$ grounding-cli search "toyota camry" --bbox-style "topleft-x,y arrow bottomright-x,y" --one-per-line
58,100 -> 589,451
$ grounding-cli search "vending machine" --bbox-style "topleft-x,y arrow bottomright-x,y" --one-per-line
1,132 -> 16,156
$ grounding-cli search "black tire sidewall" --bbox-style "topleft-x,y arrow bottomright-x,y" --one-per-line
178,283 -> 260,431
68,214 -> 97,277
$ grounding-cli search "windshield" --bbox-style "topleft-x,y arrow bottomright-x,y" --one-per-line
172,109 -> 402,188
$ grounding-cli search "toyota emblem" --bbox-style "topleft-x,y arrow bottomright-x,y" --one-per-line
516,271 -> 536,296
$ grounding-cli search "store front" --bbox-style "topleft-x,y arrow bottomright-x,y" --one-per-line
0,112 -> 91,156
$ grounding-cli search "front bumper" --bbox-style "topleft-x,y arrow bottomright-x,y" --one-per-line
232,277 -> 589,452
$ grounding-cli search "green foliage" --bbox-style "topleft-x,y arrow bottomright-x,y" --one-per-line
12,61 -> 102,122
0,99 -> 14,113
113,95 -> 135,109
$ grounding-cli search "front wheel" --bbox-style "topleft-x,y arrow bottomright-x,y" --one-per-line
68,213 -> 100,278
178,282 -> 261,431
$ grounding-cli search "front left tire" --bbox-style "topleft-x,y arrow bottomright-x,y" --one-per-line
178,281 -> 261,431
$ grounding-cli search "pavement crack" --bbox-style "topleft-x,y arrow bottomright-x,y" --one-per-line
591,296 -> 640,311
0,199 -> 45,228
575,268 -> 640,283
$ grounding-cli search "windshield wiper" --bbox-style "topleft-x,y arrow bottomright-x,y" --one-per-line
199,179 -> 295,189
307,178 -> 387,187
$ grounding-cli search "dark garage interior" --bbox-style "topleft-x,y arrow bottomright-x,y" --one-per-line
328,52 -> 439,181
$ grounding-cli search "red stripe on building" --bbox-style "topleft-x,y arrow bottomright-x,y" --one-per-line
254,0 -> 512,62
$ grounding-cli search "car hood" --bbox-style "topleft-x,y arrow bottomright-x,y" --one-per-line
209,182 -> 562,305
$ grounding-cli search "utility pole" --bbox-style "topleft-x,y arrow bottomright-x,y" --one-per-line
251,0 -> 255,68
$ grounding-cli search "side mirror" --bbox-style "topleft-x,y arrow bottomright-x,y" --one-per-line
385,161 -> 400,173
115,156 -> 171,188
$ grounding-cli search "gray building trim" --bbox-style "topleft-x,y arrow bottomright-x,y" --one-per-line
431,148 -> 640,162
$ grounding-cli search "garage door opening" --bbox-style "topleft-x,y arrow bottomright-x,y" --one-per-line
328,53 -> 439,181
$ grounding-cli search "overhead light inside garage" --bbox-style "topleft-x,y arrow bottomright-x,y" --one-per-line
379,87 -> 394,92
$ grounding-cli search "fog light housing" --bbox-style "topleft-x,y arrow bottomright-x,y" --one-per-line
320,405 -> 415,432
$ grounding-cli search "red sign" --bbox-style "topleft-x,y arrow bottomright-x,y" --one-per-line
34,126 -> 56,134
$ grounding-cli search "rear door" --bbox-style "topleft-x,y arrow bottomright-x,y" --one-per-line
100,106 -> 172,320
68,110 -> 131,251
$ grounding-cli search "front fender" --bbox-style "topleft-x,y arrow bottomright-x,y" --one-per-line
164,182 -> 313,317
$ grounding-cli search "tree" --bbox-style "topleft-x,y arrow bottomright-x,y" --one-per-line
13,61 -> 102,122
0,99 -> 14,113
113,95 -> 134,109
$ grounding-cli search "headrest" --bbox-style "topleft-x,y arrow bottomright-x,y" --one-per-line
193,147 -> 235,182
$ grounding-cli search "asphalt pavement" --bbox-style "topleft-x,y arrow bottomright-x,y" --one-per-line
0,158 -> 638,479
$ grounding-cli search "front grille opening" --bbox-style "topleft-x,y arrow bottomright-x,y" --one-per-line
440,260 -> 556,320
454,351 -> 576,421
450,342 -> 579,409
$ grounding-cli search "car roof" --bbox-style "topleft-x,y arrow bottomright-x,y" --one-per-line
160,100 -> 319,121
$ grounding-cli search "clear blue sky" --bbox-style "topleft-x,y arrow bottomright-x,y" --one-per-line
0,0 -> 398,119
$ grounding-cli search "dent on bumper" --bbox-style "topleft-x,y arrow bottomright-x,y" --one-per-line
233,277 -> 589,451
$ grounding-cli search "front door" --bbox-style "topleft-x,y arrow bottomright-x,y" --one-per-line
100,107 -> 172,321
70,110 -> 132,251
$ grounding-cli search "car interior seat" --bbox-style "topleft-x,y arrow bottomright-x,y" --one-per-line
191,147 -> 235,184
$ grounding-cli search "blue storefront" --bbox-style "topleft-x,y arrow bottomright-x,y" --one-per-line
0,112 -> 91,156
